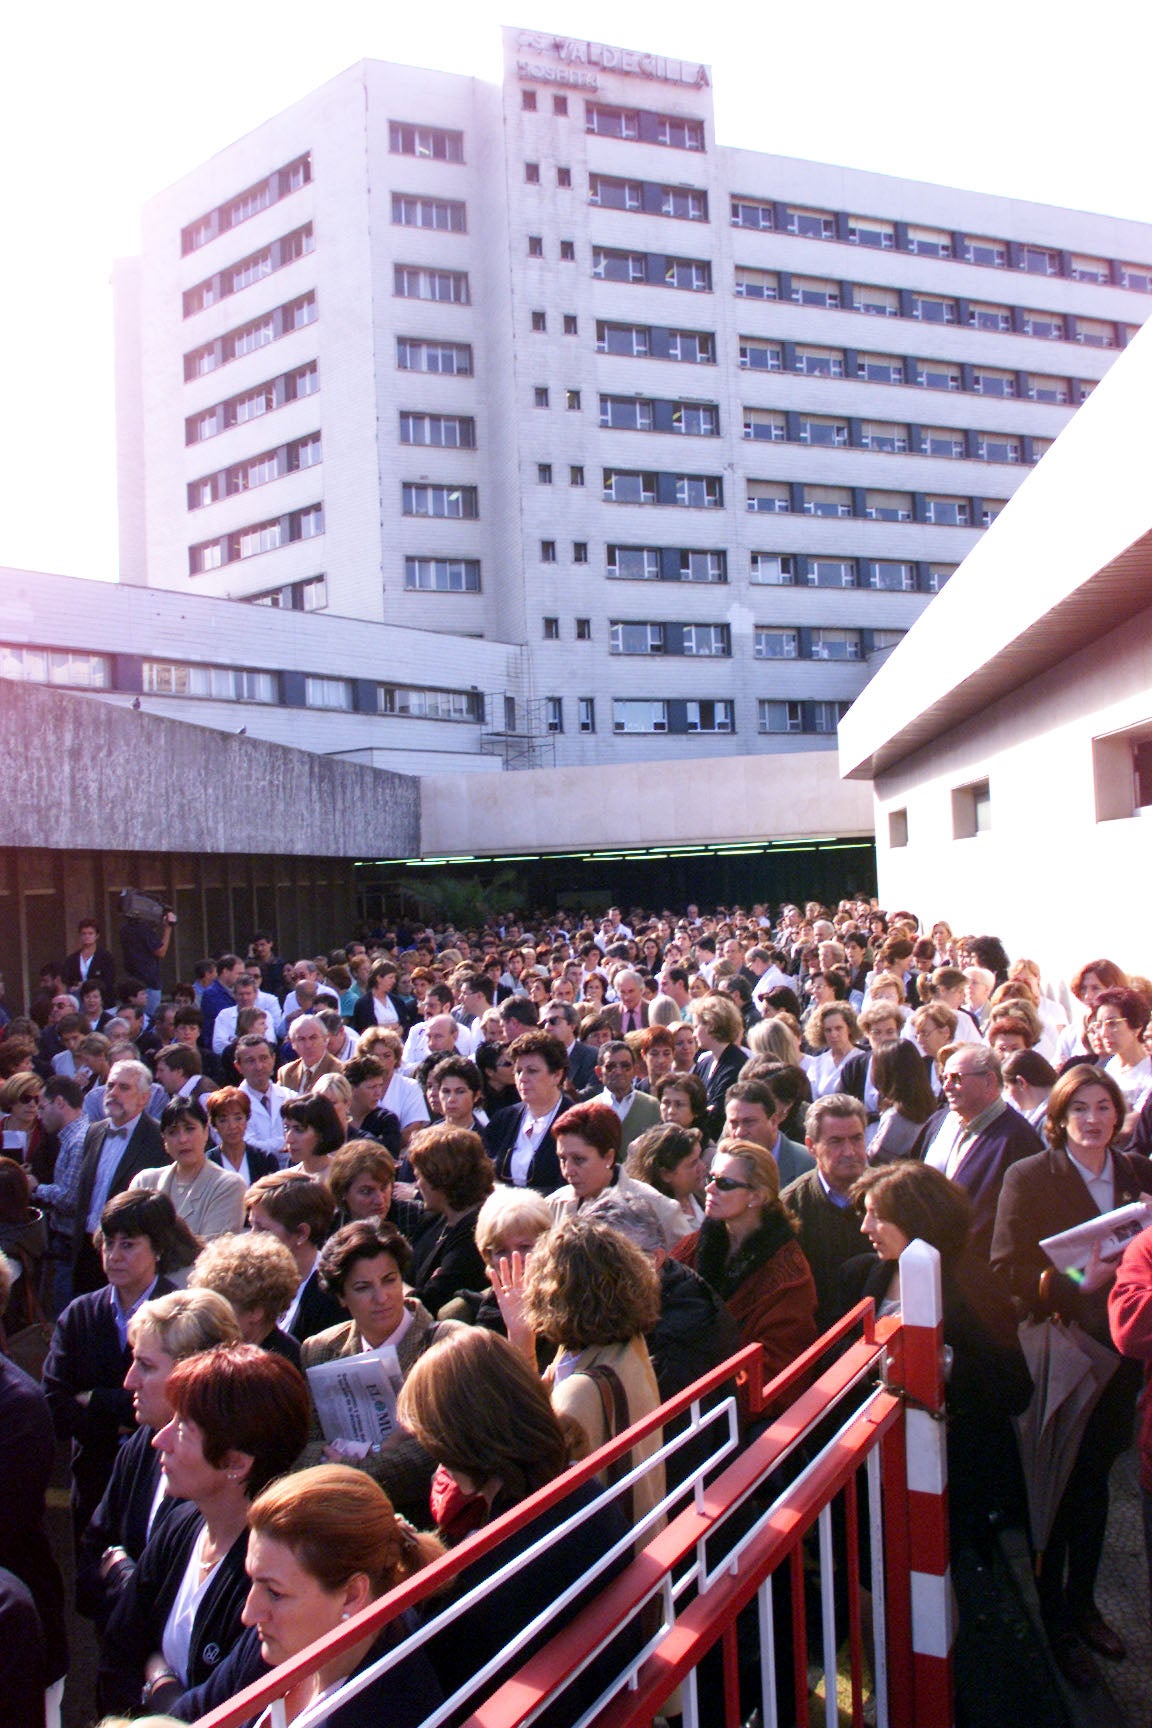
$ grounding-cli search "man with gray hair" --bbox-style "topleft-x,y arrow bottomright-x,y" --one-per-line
915,1043 -> 1042,1259
781,1095 -> 871,1332
614,969 -> 649,1035
277,1015 -> 343,1095
71,1060 -> 167,1292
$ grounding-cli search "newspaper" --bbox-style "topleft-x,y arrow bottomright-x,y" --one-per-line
306,1346 -> 403,1450
1040,1201 -> 1152,1274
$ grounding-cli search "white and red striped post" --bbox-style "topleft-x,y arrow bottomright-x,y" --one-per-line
898,1237 -> 954,1727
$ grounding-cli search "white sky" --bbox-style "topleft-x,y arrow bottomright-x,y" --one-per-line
3,0 -> 1149,583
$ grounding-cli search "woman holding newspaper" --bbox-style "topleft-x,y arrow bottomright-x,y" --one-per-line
991,1064 -> 1152,1689
297,1219 -> 462,1523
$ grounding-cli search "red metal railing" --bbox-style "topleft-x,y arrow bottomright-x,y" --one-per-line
195,1242 -> 952,1728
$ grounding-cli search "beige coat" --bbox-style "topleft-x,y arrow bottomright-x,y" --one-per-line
129,1158 -> 246,1243
547,1334 -> 665,1533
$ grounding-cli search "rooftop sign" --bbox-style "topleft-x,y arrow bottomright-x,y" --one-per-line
513,30 -> 710,91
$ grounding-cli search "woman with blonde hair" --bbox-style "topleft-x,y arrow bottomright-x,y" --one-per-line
747,1016 -> 803,1070
189,1232 -> 302,1364
689,994 -> 747,1141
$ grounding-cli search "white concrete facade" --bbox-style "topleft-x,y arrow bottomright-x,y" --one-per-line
839,317 -> 1152,981
112,25 -> 1152,777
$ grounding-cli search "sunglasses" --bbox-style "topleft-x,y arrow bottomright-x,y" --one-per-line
707,1175 -> 753,1193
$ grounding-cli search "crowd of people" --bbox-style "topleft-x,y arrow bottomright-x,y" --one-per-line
3,896 -> 1152,1723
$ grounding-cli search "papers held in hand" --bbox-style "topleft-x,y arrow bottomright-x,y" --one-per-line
1040,1201 -> 1152,1274
306,1346 -> 403,1450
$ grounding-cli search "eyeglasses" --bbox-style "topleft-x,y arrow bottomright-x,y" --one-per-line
706,1175 -> 753,1193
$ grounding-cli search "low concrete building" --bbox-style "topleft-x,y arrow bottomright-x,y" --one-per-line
839,319 -> 1152,981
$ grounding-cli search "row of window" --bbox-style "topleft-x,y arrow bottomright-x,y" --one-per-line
185,361 -> 318,445
740,408 -> 1050,465
599,621 -> 902,659
188,434 -> 322,510
143,660 -> 484,720
183,225 -> 314,318
737,336 -> 1094,404
181,155 -> 312,255
589,175 -> 708,222
389,121 -> 464,162
396,551 -> 955,595
183,292 -> 316,383
727,197 -> 1152,294
597,468 -> 1005,523
587,697 -> 849,735
521,90 -> 706,153
188,504 -> 323,574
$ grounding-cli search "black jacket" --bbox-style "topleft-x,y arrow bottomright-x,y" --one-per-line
484,1102 -> 565,1193
72,1113 -> 168,1265
287,1264 -> 347,1345
0,1355 -> 67,1683
695,1044 -> 746,1141
352,992 -> 418,1036
406,1207 -> 486,1319
209,1144 -> 283,1183
75,1422 -> 180,1628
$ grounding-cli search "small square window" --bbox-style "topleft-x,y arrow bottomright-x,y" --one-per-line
566,389 -> 581,411
534,386 -> 550,408
537,462 -> 553,483
522,90 -> 537,111
576,616 -> 591,636
543,616 -> 560,639
560,240 -> 576,261
531,310 -> 546,332
557,166 -> 572,187
573,543 -> 588,564
888,809 -> 909,849
525,163 -> 541,184
541,540 -> 557,562
553,95 -> 568,116
528,235 -> 544,257
952,779 -> 991,839
578,696 -> 596,733
563,314 -> 578,335
570,465 -> 585,486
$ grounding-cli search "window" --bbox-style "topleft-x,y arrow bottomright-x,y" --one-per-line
760,700 -> 802,734
535,387 -> 550,408
1018,245 -> 1060,276
578,697 -> 596,732
141,660 -> 276,702
659,187 -> 707,221
804,485 -> 853,519
613,700 -> 668,733
1070,254 -> 1110,283
188,503 -> 323,573
807,558 -> 857,588
655,115 -> 705,150
537,463 -> 553,484
790,275 -> 840,308
604,470 -> 657,504
611,622 -> 666,655
522,90 -> 537,111
525,164 -> 541,185
0,645 -> 110,689
576,615 -> 591,635
379,686 -> 483,722
961,235 -> 1006,268
182,225 -> 314,317
918,426 -> 965,458
393,265 -> 470,303
597,322 -> 649,357
852,284 -> 899,317
813,701 -> 850,734
1118,263 -> 1152,293
1026,373 -> 1069,404
390,122 -> 463,161
554,96 -> 569,116
1031,437 -> 1054,461
187,433 -> 322,509
1092,723 -> 1152,819
304,676 -> 351,710
680,550 -> 726,582
971,367 -> 1015,398
856,352 -> 904,384
541,541 -> 557,562
966,301 -> 1011,332
864,491 -> 911,522
783,206 -> 835,239
793,344 -> 844,378
952,779 -> 991,838
798,414 -> 848,447
593,247 -> 647,282
683,625 -> 730,656
545,697 -> 563,733
981,500 -> 1006,526
687,701 -> 733,732
848,215 -> 895,249
673,474 -> 722,507
905,225 -> 951,258
586,103 -> 639,140
543,616 -> 560,638
601,396 -> 654,430
399,413 -> 475,448
180,154 -> 312,254
607,545 -> 660,580
560,240 -> 576,260
570,465 -> 584,486
924,495 -> 970,526
1020,309 -> 1064,341
404,558 -> 481,591
589,174 -> 643,211
391,194 -> 466,232
671,402 -> 719,436
528,235 -> 544,256
666,329 -> 715,363
911,292 -> 956,325
401,484 -> 478,518
182,291 -> 317,382
665,257 -> 711,291
532,310 -> 547,331
811,628 -> 861,660
926,564 -> 956,592
750,553 -> 796,585
754,628 -> 799,660
915,359 -> 962,392
396,337 -> 472,375
557,165 -> 572,187
866,560 -> 915,592
246,575 -> 327,612
871,629 -> 906,652
734,267 -> 778,300
978,432 -> 1022,463
859,421 -> 907,453
731,197 -> 773,230
1075,317 -> 1116,348
747,480 -> 790,513
566,389 -> 581,411
739,337 -> 782,371
563,314 -> 578,334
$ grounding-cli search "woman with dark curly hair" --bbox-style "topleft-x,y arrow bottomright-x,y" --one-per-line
408,1125 -> 495,1317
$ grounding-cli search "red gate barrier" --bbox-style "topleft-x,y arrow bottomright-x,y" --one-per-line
194,1239 -> 952,1728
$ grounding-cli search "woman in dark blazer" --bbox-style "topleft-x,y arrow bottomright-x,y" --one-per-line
98,1344 -> 309,1716
351,961 -> 417,1036
482,1031 -> 571,1194
407,1125 -> 494,1318
690,994 -> 748,1142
